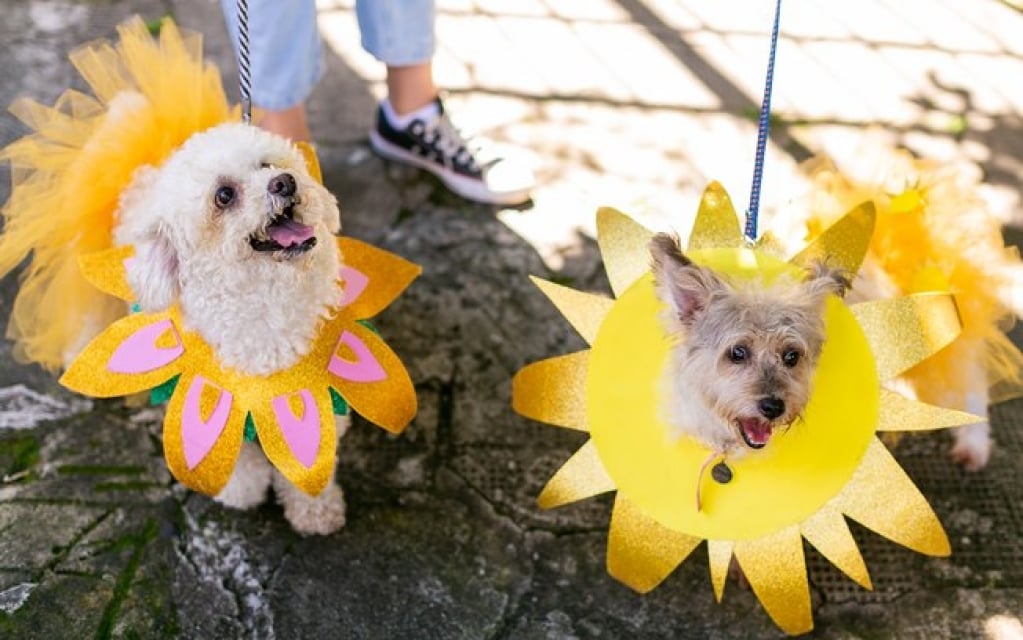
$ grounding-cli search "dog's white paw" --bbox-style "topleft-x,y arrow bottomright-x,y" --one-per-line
214,441 -> 273,510
275,477 -> 347,536
282,483 -> 347,536
951,422 -> 991,472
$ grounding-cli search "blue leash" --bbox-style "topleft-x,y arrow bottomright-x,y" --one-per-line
744,0 -> 783,241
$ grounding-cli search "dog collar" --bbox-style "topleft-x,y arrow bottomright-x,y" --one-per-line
61,236 -> 420,498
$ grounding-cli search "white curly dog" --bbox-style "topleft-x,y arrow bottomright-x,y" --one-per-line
113,122 -> 349,535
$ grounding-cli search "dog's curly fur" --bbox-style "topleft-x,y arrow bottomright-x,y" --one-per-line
112,123 -> 349,534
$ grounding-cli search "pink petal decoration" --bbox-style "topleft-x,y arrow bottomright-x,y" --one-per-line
338,266 -> 369,307
107,318 -> 184,374
271,390 -> 321,468
328,331 -> 387,382
181,376 -> 233,470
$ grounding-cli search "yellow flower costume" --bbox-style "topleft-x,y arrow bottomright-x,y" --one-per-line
0,17 -> 420,497
513,183 -> 981,635
801,145 -> 1023,406
60,240 -> 418,497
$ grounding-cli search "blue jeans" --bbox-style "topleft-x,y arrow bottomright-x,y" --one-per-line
221,0 -> 436,110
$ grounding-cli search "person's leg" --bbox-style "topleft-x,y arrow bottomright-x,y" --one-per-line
221,0 -> 322,141
258,104 -> 313,142
386,63 -> 438,116
356,0 -> 534,205
355,1 -> 437,74
356,0 -> 439,117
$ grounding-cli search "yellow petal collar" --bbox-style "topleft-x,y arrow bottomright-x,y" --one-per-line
62,237 -> 420,497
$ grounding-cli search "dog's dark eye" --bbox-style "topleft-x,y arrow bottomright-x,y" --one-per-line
728,345 -> 748,364
214,185 -> 236,209
782,349 -> 801,367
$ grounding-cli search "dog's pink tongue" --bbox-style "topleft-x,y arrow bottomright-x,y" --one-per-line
268,219 -> 315,247
740,418 -> 773,445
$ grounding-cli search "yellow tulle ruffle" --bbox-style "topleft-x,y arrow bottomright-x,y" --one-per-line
801,145 -> 1023,405
0,17 -> 233,370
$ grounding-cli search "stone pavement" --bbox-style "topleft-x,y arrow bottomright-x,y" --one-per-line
1,0 -> 1023,637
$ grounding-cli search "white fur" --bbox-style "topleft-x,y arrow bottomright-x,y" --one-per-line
269,416 -> 351,537
216,441 -> 274,510
112,123 -> 350,533
115,123 -> 341,375
217,416 -> 352,535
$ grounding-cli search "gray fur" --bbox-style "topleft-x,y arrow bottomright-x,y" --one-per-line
649,232 -> 840,454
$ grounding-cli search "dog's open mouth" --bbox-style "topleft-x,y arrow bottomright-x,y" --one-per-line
249,205 -> 317,256
737,417 -> 773,449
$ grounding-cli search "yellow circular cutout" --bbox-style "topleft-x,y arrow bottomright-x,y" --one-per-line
586,248 -> 879,540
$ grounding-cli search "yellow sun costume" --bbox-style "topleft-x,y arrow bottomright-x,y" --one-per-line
0,17 -> 420,496
513,183 -> 982,635
801,146 -> 1023,406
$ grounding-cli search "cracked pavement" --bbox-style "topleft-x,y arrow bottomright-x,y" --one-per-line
2,0 -> 1023,638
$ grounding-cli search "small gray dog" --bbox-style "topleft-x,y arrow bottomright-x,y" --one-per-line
650,233 -> 849,455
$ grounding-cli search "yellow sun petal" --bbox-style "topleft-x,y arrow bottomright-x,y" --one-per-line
596,207 -> 655,297
511,351 -> 589,431
78,245 -> 134,301
801,503 -> 872,589
789,201 -> 875,275
249,383 -> 338,496
163,373 -> 247,496
753,230 -> 786,254
733,525 -> 812,635
851,293 -> 961,381
688,181 -> 743,250
537,440 -> 614,509
336,237 -> 422,320
60,310 -> 184,397
833,438 -> 950,556
326,317 -> 417,435
607,494 -> 702,593
529,277 -> 614,345
877,389 -> 984,432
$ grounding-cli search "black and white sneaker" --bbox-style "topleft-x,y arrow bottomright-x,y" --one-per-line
369,98 -> 534,206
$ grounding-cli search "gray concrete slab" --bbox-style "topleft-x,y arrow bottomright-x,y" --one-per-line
1,0 -> 1022,638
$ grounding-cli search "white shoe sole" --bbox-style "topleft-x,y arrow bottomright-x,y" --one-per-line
369,130 -> 531,206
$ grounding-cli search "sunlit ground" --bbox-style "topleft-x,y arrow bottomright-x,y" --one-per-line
987,614 -> 1023,640
316,0 -> 1023,272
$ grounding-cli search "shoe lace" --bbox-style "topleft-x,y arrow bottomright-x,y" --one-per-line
423,114 -> 480,172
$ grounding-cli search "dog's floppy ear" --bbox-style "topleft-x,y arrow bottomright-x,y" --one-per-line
650,232 -> 726,326
802,259 -> 851,307
115,165 -> 180,312
130,226 -> 180,312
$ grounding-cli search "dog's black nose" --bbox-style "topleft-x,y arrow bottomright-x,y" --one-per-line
758,397 -> 785,419
268,173 -> 296,197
